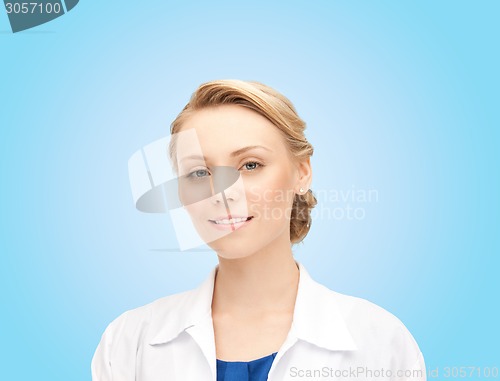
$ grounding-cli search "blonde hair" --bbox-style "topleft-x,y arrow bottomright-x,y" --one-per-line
169,79 -> 317,245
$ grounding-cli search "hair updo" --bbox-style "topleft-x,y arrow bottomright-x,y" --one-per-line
169,79 -> 317,245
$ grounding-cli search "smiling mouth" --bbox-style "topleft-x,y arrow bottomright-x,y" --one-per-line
208,216 -> 254,225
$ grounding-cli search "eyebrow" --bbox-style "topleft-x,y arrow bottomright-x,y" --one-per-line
179,145 -> 272,163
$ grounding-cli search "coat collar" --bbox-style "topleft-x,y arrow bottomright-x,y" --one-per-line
148,260 -> 358,352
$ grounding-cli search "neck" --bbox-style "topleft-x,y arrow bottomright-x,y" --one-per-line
211,237 -> 300,318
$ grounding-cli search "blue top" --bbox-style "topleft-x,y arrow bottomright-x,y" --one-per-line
216,352 -> 278,381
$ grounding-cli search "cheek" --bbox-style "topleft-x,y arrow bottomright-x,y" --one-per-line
185,202 -> 204,217
245,171 -> 295,216
183,196 -> 216,222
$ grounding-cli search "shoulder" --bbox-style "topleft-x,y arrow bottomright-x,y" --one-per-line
324,285 -> 424,362
99,288 -> 194,342
334,288 -> 410,326
336,287 -> 419,345
93,266 -> 217,359
91,290 -> 195,379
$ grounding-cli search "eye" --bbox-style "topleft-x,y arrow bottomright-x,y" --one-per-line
186,161 -> 263,179
187,168 -> 210,179
241,161 -> 264,171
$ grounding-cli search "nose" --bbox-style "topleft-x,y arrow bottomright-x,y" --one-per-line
211,183 -> 240,205
210,166 -> 242,204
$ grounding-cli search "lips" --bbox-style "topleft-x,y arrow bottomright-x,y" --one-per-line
208,215 -> 254,225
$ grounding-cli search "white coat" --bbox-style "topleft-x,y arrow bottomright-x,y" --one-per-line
91,261 -> 426,380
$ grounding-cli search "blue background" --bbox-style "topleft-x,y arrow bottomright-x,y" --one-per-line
1,1 -> 498,379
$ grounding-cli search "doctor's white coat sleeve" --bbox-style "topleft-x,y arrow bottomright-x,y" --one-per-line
91,309 -> 146,381
91,311 -> 136,381
91,320 -> 114,381
412,350 -> 427,381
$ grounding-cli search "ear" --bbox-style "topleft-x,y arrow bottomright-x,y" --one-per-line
294,157 -> 312,194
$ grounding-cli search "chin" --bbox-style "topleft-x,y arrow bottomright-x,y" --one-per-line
205,235 -> 260,259
216,252 -> 254,260
207,240 -> 249,258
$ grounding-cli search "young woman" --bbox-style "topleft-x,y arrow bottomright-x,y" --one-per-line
91,80 -> 426,381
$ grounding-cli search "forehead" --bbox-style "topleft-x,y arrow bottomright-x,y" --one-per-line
175,105 -> 287,156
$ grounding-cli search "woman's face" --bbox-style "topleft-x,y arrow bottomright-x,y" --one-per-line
174,104 -> 310,259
